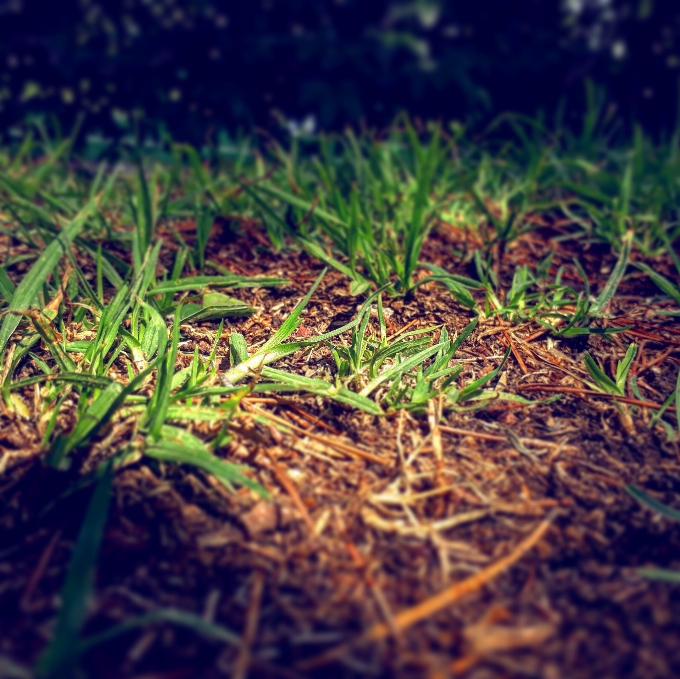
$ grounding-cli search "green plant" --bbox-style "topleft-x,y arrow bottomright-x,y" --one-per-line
583,343 -> 637,396
534,233 -> 633,337
249,120 -> 457,296
36,462 -> 114,679
635,234 -> 680,313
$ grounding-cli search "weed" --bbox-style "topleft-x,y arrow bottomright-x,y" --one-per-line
583,343 -> 637,396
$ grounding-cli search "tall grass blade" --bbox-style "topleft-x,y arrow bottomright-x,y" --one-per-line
78,608 -> 242,654
0,200 -> 96,355
36,462 -> 113,678
625,484 -> 680,522
146,425 -> 268,497
359,341 -> 446,398
259,269 -> 326,352
591,231 -> 632,315
636,263 -> 680,306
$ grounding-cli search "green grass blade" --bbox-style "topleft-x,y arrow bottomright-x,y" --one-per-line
59,382 -> 125,460
299,238 -> 370,291
256,183 -> 347,226
447,317 -> 479,357
261,367 -> 383,415
259,269 -> 326,352
146,425 -> 268,497
636,568 -> 680,583
148,311 -> 179,440
635,263 -> 680,306
625,484 -> 680,522
615,343 -> 637,394
591,231 -> 632,315
359,341 -> 446,398
583,351 -> 620,395
149,275 -> 288,295
220,310 -> 366,386
457,345 -> 512,401
229,332 -> 249,366
0,266 -> 16,303
0,199 -> 96,355
36,462 -> 113,679
78,608 -> 242,654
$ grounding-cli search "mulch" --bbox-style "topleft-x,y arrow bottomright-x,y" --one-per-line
2,220 -> 680,678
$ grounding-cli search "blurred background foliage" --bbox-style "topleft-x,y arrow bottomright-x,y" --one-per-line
0,0 -> 678,141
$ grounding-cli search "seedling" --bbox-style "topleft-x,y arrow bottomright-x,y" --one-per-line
583,343 -> 637,397
534,236 -> 633,337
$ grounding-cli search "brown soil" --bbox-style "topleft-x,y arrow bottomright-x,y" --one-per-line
2,223 -> 680,679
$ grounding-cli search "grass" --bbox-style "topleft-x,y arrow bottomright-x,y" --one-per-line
1,107 -> 680,675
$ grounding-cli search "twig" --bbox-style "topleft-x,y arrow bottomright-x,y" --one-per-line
517,384 -> 665,411
243,404 -> 387,465
21,529 -> 62,610
266,450 -> 316,535
486,298 -> 529,374
439,425 -> 575,450
386,319 -> 419,342
232,571 -> 265,679
299,511 -> 556,669
637,346 -> 677,378
344,541 -> 397,638
275,399 -> 342,435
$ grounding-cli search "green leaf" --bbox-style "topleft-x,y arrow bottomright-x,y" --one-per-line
139,299 -> 168,361
359,341 -> 446,398
583,351 -> 620,395
416,268 -> 478,308
66,341 -> 94,353
615,343 -> 637,394
447,317 -> 479,357
54,359 -> 161,465
0,266 -> 15,304
220,298 -> 369,386
636,568 -> 680,584
78,608 -> 242,654
258,268 -> 326,353
456,345 -> 512,401
0,199 -> 96,355
261,367 -> 383,415
636,262 -> 680,306
149,274 -> 287,295
36,462 -> 113,679
146,425 -> 268,497
5,372 -> 113,392
625,484 -> 680,522
180,292 -> 255,322
60,382 -> 125,458
256,182 -> 347,226
164,404 -> 238,422
148,312 -> 180,440
178,303 -> 203,321
300,238 -> 363,283
590,231 -> 632,315
229,332 -> 249,366
349,279 -> 372,296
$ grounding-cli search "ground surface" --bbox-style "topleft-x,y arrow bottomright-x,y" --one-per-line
2,215 -> 680,679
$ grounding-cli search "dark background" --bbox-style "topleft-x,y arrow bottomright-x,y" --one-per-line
0,0 -> 678,141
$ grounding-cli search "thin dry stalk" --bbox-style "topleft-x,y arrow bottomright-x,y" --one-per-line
300,510 -> 557,669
